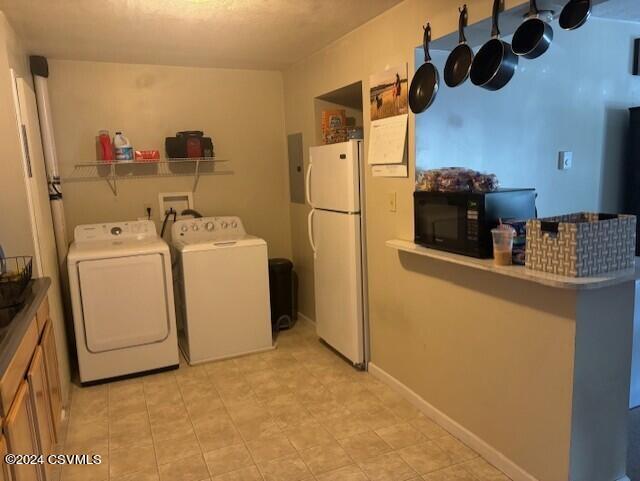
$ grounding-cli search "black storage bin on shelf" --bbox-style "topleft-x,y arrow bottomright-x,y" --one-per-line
268,258 -> 296,330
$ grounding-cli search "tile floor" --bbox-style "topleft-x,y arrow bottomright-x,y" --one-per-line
59,320 -> 511,481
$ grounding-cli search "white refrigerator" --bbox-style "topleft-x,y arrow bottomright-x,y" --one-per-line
306,140 -> 368,368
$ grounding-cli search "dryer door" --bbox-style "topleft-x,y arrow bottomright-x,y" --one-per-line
78,254 -> 170,353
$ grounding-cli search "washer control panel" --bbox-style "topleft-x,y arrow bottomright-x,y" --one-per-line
172,216 -> 246,242
74,220 -> 157,242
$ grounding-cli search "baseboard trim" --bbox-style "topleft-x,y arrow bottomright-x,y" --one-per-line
368,362 -> 538,481
297,312 -> 315,324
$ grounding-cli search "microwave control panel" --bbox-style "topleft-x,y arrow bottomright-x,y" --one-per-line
466,201 -> 479,241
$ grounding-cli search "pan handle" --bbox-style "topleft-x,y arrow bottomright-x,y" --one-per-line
527,0 -> 541,18
422,23 -> 432,63
458,5 -> 469,44
491,0 -> 504,38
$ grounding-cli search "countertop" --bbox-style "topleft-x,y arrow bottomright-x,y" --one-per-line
387,239 -> 640,290
0,278 -> 50,377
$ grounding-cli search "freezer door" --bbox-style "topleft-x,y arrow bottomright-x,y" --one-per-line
78,254 -> 170,352
308,141 -> 361,213
313,209 -> 364,364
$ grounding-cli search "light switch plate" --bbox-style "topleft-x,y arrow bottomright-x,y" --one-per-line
387,192 -> 397,212
558,151 -> 573,170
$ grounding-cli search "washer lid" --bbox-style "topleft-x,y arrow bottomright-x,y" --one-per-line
173,235 -> 266,253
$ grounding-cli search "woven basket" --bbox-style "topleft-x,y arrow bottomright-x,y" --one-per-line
525,213 -> 636,277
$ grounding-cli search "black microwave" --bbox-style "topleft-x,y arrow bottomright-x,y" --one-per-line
414,189 -> 536,258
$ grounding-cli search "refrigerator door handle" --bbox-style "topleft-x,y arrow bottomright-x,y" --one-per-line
305,162 -> 313,207
307,208 -> 318,259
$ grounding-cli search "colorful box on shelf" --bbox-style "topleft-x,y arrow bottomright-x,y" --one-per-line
134,150 -> 160,161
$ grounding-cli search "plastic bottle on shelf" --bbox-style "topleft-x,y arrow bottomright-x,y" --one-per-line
97,130 -> 114,162
113,131 -> 133,162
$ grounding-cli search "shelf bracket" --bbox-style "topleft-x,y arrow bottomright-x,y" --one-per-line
107,164 -> 117,196
192,159 -> 201,192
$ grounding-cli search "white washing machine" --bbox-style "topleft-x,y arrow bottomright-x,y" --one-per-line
68,220 -> 179,384
171,216 -> 273,364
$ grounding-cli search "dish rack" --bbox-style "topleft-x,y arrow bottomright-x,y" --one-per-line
0,256 -> 33,310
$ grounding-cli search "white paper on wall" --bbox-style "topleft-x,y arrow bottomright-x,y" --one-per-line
368,114 -> 407,165
372,164 -> 408,178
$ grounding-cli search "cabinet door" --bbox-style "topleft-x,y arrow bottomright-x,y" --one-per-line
0,435 -> 12,481
40,322 -> 61,439
4,382 -> 39,481
27,347 -> 54,481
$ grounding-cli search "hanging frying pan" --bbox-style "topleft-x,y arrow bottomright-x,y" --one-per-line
512,0 -> 554,59
470,0 -> 518,91
559,0 -> 591,30
409,23 -> 439,114
444,5 -> 474,88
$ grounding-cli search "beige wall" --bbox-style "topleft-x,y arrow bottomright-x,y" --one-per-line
0,12 -> 34,258
283,0 -> 579,478
47,59 -> 292,259
0,11 -> 72,405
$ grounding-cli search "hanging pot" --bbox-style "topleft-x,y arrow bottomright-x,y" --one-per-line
512,0 -> 554,59
444,5 -> 474,88
409,23 -> 440,113
559,0 -> 591,30
470,0 -> 518,91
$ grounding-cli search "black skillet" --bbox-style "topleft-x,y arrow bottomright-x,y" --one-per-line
409,23 -> 439,114
469,0 -> 518,91
559,0 -> 591,30
444,5 -> 474,88
512,0 -> 554,59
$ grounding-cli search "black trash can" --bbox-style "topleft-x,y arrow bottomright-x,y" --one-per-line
268,258 -> 295,330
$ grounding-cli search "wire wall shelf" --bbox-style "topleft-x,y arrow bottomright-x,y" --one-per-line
62,158 -> 233,196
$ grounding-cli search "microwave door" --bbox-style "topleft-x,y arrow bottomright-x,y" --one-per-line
415,195 -> 475,255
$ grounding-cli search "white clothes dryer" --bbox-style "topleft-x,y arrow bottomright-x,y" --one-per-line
67,220 -> 179,384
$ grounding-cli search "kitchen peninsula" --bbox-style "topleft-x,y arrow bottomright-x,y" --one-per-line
383,239 -> 637,481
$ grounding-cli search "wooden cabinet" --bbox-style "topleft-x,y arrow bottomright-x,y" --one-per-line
0,293 -> 64,481
0,323 -> 38,416
34,300 -> 48,338
0,435 -> 12,481
26,348 -> 54,481
4,383 -> 38,481
40,323 -> 61,440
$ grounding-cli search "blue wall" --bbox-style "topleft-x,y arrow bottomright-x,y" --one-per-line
415,17 -> 640,217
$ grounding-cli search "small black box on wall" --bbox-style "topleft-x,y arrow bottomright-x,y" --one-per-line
635,39 -> 640,75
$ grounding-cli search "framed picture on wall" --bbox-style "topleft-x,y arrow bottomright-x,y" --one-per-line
369,64 -> 408,121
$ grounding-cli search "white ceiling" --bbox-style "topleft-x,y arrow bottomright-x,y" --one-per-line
0,0 -> 403,70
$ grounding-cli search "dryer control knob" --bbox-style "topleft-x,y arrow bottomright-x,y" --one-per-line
205,222 -> 215,231
180,225 -> 188,233
220,222 -> 228,229
231,221 -> 238,228
191,224 -> 199,231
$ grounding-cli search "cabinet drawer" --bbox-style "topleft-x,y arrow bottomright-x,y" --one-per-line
0,320 -> 38,416
35,297 -> 49,337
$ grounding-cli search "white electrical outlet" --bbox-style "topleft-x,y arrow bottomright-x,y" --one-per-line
558,151 -> 573,170
159,192 -> 193,220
